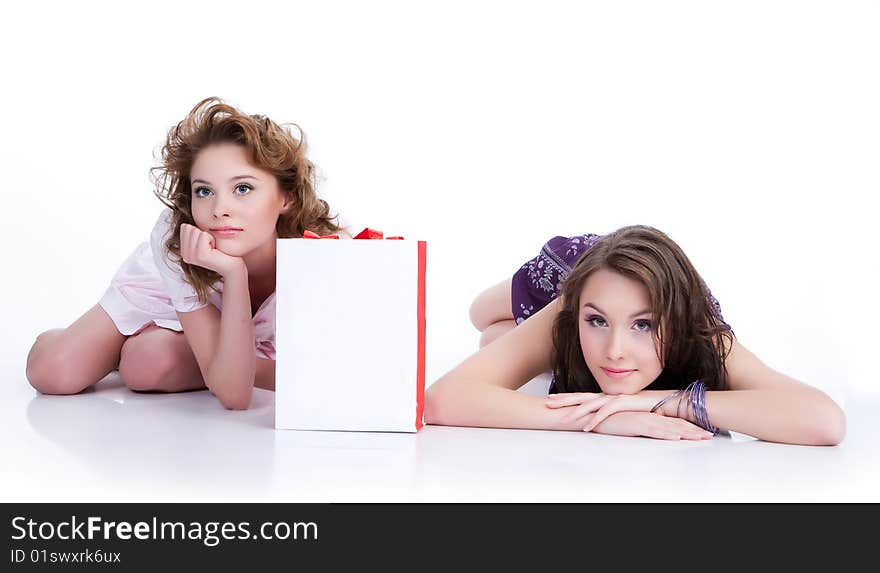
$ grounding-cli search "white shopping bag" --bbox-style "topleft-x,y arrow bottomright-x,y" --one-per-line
274,230 -> 426,432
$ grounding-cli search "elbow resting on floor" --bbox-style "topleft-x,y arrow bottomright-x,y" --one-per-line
809,402 -> 847,446
215,388 -> 253,411
424,383 -> 450,426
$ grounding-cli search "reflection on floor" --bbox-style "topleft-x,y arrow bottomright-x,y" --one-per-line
4,370 -> 877,502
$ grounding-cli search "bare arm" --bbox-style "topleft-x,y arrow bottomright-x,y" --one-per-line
659,340 -> 846,446
425,301 -> 695,436
255,357 -> 275,391
427,297 -> 845,444
426,299 -> 592,431
177,262 -> 255,410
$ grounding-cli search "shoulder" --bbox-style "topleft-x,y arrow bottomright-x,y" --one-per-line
724,339 -> 798,392
148,208 -> 185,280
149,208 -> 176,250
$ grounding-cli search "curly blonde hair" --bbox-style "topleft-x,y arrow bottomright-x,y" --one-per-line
151,97 -> 343,303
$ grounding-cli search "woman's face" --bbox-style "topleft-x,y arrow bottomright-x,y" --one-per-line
189,142 -> 290,257
577,268 -> 663,395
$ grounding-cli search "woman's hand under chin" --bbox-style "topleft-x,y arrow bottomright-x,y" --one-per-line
180,223 -> 245,277
545,389 -> 680,432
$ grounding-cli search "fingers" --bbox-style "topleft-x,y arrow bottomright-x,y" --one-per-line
558,395 -> 613,424
180,223 -> 196,263
580,395 -> 637,431
180,223 -> 214,266
578,411 -> 715,441
551,394 -> 656,432
652,419 -> 714,441
659,431 -> 713,441
684,428 -> 715,440
545,392 -> 603,410
196,227 -> 214,256
181,225 -> 189,263
672,418 -> 713,440
581,400 -> 623,432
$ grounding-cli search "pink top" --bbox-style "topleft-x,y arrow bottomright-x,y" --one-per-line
100,209 -> 276,360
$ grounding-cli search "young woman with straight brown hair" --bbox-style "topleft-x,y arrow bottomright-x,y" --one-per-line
426,226 -> 845,446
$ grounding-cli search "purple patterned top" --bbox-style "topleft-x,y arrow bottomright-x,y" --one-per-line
510,234 -> 729,328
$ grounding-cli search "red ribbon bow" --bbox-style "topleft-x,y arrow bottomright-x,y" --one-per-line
302,228 -> 404,240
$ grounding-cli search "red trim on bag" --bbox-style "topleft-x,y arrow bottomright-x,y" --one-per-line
415,241 -> 426,431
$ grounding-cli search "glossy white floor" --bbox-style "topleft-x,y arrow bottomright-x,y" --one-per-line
3,368 -> 877,503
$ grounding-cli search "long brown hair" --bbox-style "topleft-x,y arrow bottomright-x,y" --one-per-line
551,225 -> 734,393
151,97 -> 343,303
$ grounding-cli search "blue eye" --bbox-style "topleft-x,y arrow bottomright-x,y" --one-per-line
193,186 -> 212,198
585,315 -> 607,328
633,320 -> 652,332
234,184 -> 252,195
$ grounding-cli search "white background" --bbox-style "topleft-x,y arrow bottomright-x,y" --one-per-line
2,0 -> 877,408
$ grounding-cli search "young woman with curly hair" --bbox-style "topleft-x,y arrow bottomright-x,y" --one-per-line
26,97 -> 342,410
426,226 -> 845,446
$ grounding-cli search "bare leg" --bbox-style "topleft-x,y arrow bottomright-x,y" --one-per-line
479,319 -> 517,347
469,278 -> 519,347
26,305 -> 127,395
469,278 -> 514,331
118,325 -> 205,393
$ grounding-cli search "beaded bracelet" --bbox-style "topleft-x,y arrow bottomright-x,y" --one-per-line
650,380 -> 718,434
